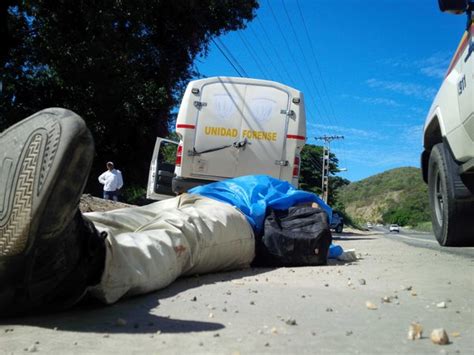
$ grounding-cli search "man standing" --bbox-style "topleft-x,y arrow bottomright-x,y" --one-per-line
98,161 -> 123,201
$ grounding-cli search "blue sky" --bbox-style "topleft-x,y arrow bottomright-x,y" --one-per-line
193,0 -> 467,182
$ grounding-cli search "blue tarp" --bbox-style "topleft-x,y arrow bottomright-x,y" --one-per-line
190,175 -> 332,235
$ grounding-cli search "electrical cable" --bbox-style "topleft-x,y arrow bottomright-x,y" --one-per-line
211,38 -> 247,77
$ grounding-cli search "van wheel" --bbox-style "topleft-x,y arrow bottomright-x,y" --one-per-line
335,224 -> 343,233
428,143 -> 474,246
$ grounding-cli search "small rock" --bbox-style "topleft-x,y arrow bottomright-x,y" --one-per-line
408,322 -> 423,340
436,302 -> 447,309
346,331 -> 353,336
431,328 -> 449,345
365,301 -> 378,310
222,307 -> 228,312
411,291 -> 417,297
271,327 -> 278,334
402,285 -> 413,291
103,334 -> 110,338
226,291 -> 232,295
347,281 -> 353,287
358,279 -> 366,285
324,283 -> 329,287
156,330 -> 162,335
285,318 -> 297,326
264,342 -> 270,347
199,342 -> 204,346
250,301 -> 255,305
326,307 -> 333,312
116,318 -> 127,326
190,296 -> 197,302
213,333 -> 220,337
381,296 -> 391,303
27,344 -> 38,353
208,313 -> 214,318
73,342 -> 78,346
257,329 -> 264,335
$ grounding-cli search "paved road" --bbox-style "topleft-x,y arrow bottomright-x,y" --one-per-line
373,226 -> 474,259
1,228 -> 473,354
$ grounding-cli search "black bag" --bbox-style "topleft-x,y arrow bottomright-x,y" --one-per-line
254,206 -> 332,267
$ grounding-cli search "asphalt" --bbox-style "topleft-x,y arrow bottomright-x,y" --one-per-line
1,229 -> 473,354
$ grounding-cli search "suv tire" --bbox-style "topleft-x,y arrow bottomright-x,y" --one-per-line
335,224 -> 343,233
428,143 -> 474,246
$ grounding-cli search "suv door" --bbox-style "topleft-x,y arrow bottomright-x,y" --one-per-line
147,138 -> 178,200
458,22 -> 473,129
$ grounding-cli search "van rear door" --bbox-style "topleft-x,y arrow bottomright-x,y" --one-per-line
192,82 -> 245,178
236,84 -> 289,177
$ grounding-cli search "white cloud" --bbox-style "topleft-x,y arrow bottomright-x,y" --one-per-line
402,124 -> 424,145
379,53 -> 451,79
342,94 -> 402,107
415,53 -> 451,79
366,78 -> 437,100
332,144 -> 420,168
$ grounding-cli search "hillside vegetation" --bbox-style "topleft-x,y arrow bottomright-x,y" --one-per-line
339,167 -> 431,226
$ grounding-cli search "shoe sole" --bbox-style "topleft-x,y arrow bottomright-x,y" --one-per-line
0,108 -> 94,262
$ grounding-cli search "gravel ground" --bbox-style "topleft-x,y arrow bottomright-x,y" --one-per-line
1,211 -> 473,354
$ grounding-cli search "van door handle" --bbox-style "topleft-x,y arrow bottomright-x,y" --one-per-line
233,138 -> 251,149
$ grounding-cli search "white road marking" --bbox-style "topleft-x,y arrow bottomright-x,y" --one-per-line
388,233 -> 438,244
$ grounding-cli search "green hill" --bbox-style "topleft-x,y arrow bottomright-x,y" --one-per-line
339,167 -> 431,226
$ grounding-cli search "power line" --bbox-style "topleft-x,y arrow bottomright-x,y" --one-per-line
236,31 -> 271,79
211,38 -> 248,77
255,16 -> 296,87
266,0 -> 329,127
295,0 -> 348,168
281,0 -> 333,125
248,25 -> 286,83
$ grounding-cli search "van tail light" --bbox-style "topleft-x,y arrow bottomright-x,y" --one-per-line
293,156 -> 300,178
175,144 -> 183,167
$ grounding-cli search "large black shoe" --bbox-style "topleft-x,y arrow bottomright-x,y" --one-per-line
0,108 -> 105,316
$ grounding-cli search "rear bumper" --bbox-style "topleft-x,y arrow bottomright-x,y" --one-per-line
172,176 -> 216,194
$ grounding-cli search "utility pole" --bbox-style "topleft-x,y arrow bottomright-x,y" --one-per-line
315,135 -> 344,204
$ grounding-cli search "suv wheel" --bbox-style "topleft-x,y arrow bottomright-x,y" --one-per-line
428,143 -> 474,246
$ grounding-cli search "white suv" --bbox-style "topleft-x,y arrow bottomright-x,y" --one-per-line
421,0 -> 474,246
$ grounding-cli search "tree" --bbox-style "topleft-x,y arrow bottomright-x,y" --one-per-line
0,0 -> 258,195
299,144 -> 349,206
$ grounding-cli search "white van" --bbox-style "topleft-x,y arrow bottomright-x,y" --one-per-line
147,77 -> 306,200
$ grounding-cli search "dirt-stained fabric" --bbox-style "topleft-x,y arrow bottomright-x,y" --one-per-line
85,194 -> 255,304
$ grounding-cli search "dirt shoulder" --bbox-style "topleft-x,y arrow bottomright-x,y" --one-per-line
79,194 -> 132,213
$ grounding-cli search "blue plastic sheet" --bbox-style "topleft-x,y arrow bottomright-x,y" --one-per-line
328,244 -> 344,259
190,175 -> 332,235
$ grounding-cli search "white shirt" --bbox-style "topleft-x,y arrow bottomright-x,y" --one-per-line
98,169 -> 123,192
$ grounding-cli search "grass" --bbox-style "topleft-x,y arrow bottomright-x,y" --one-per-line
411,221 -> 433,233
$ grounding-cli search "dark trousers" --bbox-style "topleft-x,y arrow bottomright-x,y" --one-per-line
103,190 -> 119,201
